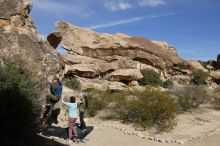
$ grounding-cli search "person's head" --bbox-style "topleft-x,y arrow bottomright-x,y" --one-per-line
70,96 -> 76,103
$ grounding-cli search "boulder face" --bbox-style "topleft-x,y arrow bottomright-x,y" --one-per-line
185,60 -> 208,72
0,0 -> 64,96
107,69 -> 143,82
49,22 -> 184,71
210,71 -> 220,84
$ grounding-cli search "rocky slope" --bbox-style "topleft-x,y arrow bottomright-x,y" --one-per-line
0,0 -> 64,97
47,21 -> 219,90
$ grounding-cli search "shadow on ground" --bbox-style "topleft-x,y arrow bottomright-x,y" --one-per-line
42,125 -> 94,140
0,134 -> 68,146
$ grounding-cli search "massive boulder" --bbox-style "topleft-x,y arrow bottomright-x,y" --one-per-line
49,22 -> 184,71
0,0 -> 64,96
210,71 -> 220,84
185,60 -> 208,72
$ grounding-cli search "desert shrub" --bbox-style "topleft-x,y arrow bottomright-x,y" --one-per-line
85,89 -> 108,117
86,87 -> 178,132
213,87 -> 220,108
171,85 -> 209,111
192,70 -> 209,85
139,69 -> 162,86
162,80 -> 174,89
174,63 -> 188,70
0,63 -> 41,145
63,77 -> 81,90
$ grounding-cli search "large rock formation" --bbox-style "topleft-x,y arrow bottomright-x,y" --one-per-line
48,22 -> 187,90
0,0 -> 64,96
49,22 -> 184,70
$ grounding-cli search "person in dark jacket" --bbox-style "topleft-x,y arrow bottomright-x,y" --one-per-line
46,77 -> 63,108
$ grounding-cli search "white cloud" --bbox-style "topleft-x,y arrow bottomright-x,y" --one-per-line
139,0 -> 166,7
89,17 -> 144,29
104,1 -> 132,11
32,0 -> 90,17
89,12 -> 175,29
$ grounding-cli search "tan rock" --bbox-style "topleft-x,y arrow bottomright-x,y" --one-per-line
210,71 -> 220,83
185,60 -> 208,72
51,22 -> 183,70
152,40 -> 177,54
170,75 -> 191,84
65,64 -> 99,78
107,69 -> 143,82
128,81 -> 139,86
75,76 -> 127,91
0,0 -> 64,99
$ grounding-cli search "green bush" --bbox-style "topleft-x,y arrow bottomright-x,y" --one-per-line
162,80 -> 174,89
192,70 -> 209,85
139,69 -> 162,86
171,86 -> 209,111
174,63 -> 188,70
63,77 -> 81,90
0,63 -> 41,145
213,87 -> 220,108
86,87 -> 178,132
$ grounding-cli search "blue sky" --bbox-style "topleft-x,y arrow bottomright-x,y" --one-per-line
31,0 -> 220,61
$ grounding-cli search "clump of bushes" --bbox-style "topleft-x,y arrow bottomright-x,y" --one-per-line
213,87 -> 220,108
139,69 -> 162,86
192,70 -> 209,85
171,85 -> 210,111
86,87 -> 178,132
0,63 -> 41,145
162,80 -> 174,89
63,77 -> 81,90
174,63 -> 188,70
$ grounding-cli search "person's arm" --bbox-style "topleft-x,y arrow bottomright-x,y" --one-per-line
62,96 -> 69,106
76,99 -> 82,104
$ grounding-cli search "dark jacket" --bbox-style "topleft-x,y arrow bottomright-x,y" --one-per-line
50,80 -> 62,99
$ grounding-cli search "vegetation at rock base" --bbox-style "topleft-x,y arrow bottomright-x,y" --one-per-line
139,69 -> 162,86
86,87 -> 178,132
171,85 -> 211,111
213,87 -> 220,108
0,62 -> 41,145
192,70 -> 209,85
174,63 -> 188,70
162,80 -> 174,89
63,77 -> 81,91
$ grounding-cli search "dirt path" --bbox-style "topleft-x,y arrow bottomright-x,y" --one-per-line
76,123 -> 220,146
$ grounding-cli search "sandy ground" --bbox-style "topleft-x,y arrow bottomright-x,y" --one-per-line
76,124 -> 220,146
43,105 -> 220,146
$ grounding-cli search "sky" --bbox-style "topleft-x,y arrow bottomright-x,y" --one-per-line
30,0 -> 220,61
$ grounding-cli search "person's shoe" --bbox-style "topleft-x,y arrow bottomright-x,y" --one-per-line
73,138 -> 80,143
80,139 -> 87,143
82,128 -> 88,133
67,139 -> 73,145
